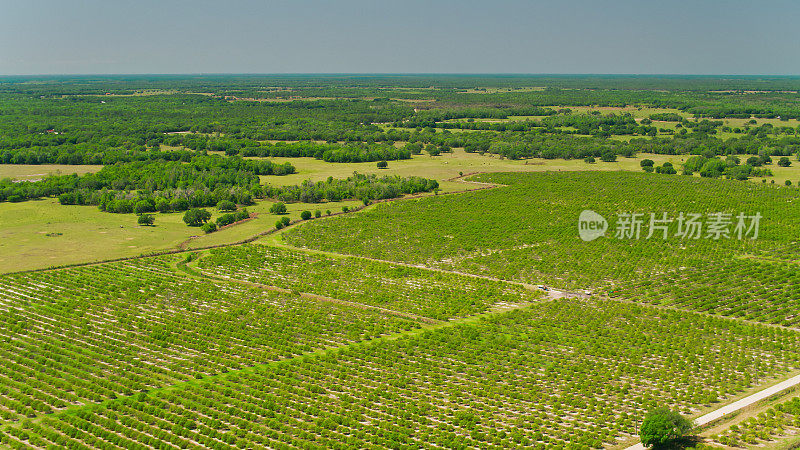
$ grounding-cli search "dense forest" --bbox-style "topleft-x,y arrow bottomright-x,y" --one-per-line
1,75 -> 800,207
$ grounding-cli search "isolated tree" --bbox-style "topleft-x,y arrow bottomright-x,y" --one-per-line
314,210 -> 321,218
640,408 -> 693,448
640,159 -> 655,168
270,202 -> 287,215
137,214 -> 155,226
377,160 -> 388,169
280,216 -> 290,227
778,157 -> 791,167
584,156 -> 596,164
300,210 -> 312,220
183,208 -> 211,227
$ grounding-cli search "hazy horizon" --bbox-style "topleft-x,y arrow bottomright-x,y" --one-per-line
2,0 -> 799,76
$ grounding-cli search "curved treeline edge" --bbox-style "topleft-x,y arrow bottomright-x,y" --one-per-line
186,138 -> 412,163
0,155 -> 292,205
0,152 -> 438,213
406,132 -> 800,161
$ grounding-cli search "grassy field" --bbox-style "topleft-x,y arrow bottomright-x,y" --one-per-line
258,148 -> 687,186
0,197 -> 360,273
0,164 -> 102,181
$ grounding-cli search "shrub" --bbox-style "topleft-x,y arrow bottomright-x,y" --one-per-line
134,200 -> 155,215
314,210 -> 321,218
600,152 -> 617,162
377,160 -> 388,169
234,209 -> 250,221
778,157 -> 791,167
584,156 -> 595,164
270,202 -> 287,215
300,210 -> 312,220
786,180 -> 792,186
170,197 -> 190,212
217,200 -> 236,211
640,408 -> 693,447
275,220 -> 284,230
137,214 -> 155,226
342,206 -> 349,213
216,213 -> 237,228
183,208 -> 212,226
200,222 -> 217,234
280,216 -> 290,226
640,159 -> 655,168
655,163 -> 677,175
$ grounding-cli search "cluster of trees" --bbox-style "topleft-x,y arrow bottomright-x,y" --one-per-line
415,113 -> 647,136
401,106 -> 557,128
238,141 -> 410,162
272,173 -> 439,204
641,160 -> 677,174
182,206 -> 251,233
682,155 -> 773,180
0,155 -> 294,205
0,143 -> 196,165
648,113 -> 684,122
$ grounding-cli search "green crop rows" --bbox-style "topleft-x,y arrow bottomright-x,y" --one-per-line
609,257 -> 800,326
711,397 -> 800,447
196,244 -> 540,320
283,171 -> 800,326
3,299 -> 800,449
0,256 -> 420,425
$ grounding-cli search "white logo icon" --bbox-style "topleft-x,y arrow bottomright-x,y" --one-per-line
578,210 -> 607,242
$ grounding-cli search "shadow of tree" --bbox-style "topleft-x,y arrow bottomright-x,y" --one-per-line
650,435 -> 705,450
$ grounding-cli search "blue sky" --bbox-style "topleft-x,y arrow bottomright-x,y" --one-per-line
1,0 -> 798,75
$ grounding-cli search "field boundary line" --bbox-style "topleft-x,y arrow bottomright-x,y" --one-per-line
605,295 -> 800,333
261,238 -> 588,300
177,258 -> 444,325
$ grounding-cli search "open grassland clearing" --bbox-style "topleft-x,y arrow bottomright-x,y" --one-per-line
0,196 -> 361,274
257,147 -> 688,187
0,165 -> 103,181
3,299 -> 800,449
